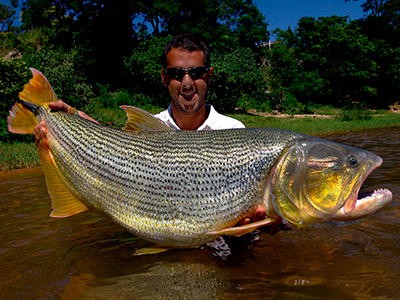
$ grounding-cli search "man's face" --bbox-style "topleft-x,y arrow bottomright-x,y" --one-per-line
161,47 -> 213,115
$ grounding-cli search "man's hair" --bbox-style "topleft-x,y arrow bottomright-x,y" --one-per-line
162,33 -> 210,68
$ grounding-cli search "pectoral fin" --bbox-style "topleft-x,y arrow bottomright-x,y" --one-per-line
38,141 -> 89,218
208,218 -> 277,237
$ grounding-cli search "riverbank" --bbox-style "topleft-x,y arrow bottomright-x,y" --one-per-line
1,111 -> 399,171
231,111 -> 400,136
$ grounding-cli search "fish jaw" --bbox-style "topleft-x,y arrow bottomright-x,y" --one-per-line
342,154 -> 382,214
333,189 -> 393,220
336,154 -> 393,220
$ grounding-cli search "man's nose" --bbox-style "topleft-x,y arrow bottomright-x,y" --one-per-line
181,73 -> 195,91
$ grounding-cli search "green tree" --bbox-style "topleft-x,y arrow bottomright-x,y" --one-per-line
346,0 -> 398,17
347,0 -> 400,106
124,35 -> 171,106
0,0 -> 18,32
261,39 -> 307,113
21,0 -> 136,85
20,0 -> 77,48
19,0 -> 269,89
219,0 -> 268,49
280,16 -> 380,107
133,0 -> 269,51
73,0 -> 136,86
210,47 -> 268,112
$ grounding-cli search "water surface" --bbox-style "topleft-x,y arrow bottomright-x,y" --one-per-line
1,128 -> 399,299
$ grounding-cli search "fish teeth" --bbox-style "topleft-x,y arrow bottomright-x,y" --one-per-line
371,188 -> 393,201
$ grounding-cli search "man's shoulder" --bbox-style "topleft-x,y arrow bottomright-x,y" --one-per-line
202,105 -> 245,130
153,108 -> 180,130
153,109 -> 170,122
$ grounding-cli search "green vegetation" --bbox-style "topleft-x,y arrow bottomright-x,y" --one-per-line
0,141 -> 39,171
233,112 -> 400,136
1,2 -> 399,126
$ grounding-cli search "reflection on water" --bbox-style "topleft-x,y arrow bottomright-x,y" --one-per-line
0,128 -> 399,299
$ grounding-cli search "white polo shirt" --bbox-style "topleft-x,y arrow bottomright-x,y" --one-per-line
154,104 -> 245,130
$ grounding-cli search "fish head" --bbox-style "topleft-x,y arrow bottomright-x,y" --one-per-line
271,138 -> 392,226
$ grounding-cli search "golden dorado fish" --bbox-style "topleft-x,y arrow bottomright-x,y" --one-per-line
7,69 -> 393,248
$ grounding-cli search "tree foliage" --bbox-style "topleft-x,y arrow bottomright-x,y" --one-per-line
0,0 -> 18,32
0,0 -> 399,132
281,16 -> 380,106
210,47 -> 269,112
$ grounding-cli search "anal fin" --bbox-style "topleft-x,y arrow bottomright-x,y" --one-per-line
38,141 -> 89,218
134,246 -> 170,256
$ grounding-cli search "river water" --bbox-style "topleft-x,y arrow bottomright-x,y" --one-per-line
1,128 -> 399,299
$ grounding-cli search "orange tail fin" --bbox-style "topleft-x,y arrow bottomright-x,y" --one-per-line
7,68 -> 58,134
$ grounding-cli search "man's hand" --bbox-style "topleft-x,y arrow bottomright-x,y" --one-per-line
236,205 -> 266,226
49,100 -> 73,112
33,100 -> 98,144
33,120 -> 48,145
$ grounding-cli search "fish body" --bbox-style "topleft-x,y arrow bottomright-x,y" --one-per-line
34,108 -> 298,246
7,69 -> 393,247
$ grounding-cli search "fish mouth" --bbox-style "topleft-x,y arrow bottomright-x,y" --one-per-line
344,157 -> 381,213
342,157 -> 392,216
334,188 -> 392,221
360,188 -> 393,203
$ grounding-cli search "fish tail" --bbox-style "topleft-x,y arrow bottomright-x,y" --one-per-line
7,101 -> 38,134
8,69 -> 89,217
7,68 -> 57,134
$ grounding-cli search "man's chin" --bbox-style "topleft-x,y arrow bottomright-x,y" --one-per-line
178,101 -> 201,113
181,106 -> 199,114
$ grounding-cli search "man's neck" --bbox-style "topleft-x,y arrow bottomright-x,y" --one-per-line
170,105 -> 209,130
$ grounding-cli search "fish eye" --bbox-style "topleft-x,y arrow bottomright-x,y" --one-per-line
347,155 -> 359,168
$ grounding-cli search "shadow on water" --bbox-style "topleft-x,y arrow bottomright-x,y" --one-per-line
0,127 -> 399,299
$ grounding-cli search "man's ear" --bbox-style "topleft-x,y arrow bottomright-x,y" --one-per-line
207,67 -> 214,84
160,68 -> 168,86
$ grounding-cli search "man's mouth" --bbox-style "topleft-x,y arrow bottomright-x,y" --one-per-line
181,93 -> 195,101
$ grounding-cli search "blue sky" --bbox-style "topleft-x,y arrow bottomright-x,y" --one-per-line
254,0 -> 365,34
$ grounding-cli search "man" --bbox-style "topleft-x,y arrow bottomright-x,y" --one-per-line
155,34 -> 245,130
34,34 -> 265,225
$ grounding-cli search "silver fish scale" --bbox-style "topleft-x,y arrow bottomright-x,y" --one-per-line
39,109 -> 299,246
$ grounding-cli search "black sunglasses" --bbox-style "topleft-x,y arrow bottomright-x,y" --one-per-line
164,66 -> 210,81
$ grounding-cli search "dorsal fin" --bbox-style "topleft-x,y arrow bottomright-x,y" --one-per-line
19,68 -> 58,105
120,105 -> 173,133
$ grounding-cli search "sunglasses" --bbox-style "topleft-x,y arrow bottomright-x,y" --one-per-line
164,66 -> 210,81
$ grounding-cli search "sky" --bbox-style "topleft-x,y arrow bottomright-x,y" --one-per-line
254,0 -> 365,34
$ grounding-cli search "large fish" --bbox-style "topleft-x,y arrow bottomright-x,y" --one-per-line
7,69 -> 393,248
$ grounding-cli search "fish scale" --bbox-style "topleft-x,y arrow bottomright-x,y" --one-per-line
37,108 -> 297,246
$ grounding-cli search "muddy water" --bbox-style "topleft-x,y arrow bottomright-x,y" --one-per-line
1,128 -> 399,299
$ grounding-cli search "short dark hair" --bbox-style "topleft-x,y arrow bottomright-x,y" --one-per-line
162,33 -> 210,68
